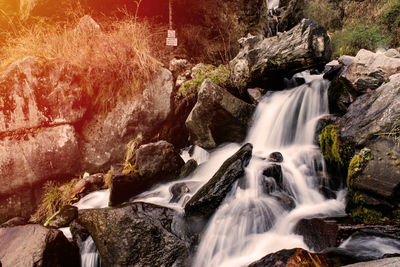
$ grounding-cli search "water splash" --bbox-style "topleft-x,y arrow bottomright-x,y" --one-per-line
192,72 -> 346,267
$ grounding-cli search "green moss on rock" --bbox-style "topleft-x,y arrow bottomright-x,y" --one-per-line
320,125 -> 344,165
176,64 -> 230,99
350,205 -> 383,223
347,147 -> 371,187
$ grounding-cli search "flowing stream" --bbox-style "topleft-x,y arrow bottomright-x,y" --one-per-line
71,71 -> 399,266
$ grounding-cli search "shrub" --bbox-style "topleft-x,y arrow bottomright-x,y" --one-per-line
331,22 -> 390,57
0,14 -> 160,113
304,0 -> 343,31
382,0 -> 400,46
332,23 -> 390,56
30,179 -> 78,224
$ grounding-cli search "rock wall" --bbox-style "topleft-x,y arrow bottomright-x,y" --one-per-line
0,53 -> 173,222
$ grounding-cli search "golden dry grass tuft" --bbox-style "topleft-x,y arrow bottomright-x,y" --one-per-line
0,12 -> 161,113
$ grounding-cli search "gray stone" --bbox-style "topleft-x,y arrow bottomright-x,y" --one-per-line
230,19 -> 331,89
0,57 -> 86,133
0,224 -> 80,267
341,49 -> 400,94
185,144 -> 252,219
77,202 -> 190,267
338,75 -> 400,146
80,67 -> 174,172
0,125 -> 79,197
186,80 -> 255,149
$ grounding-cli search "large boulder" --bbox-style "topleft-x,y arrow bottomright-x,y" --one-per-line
341,49 -> 400,94
279,0 -> 305,32
185,143 -> 252,219
294,218 -> 338,252
0,57 -> 86,133
346,139 -> 400,222
186,80 -> 255,149
230,18 -> 332,89
0,125 -> 80,222
248,248 -> 330,267
77,202 -> 190,267
109,141 -> 185,206
338,74 -> 400,146
80,67 -> 174,172
0,224 -> 80,266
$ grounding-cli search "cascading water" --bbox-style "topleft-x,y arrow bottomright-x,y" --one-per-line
191,72 -> 347,267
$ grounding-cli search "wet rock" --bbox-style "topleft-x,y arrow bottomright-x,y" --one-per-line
248,248 -> 330,267
341,49 -> 400,94
0,224 -> 80,266
185,144 -> 252,219
69,173 -> 106,201
230,19 -> 331,89
327,77 -> 356,115
170,182 -> 190,203
314,115 -> 337,146
179,159 -> 198,178
319,186 -> 337,199
247,88 -> 263,103
279,0 -> 305,32
323,64 -> 344,81
338,75 -> 400,146
70,221 -> 90,243
294,218 -> 339,252
270,192 -> 296,211
78,202 -> 190,267
0,217 -> 28,228
135,141 -> 185,178
109,141 -> 185,206
268,152 -> 284,163
346,139 -> 400,221
263,164 -> 283,188
81,67 -> 174,172
46,205 -> 78,229
186,80 -> 255,149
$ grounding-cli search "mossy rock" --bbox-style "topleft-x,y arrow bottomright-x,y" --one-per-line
347,147 -> 371,187
176,64 -> 230,99
320,125 -> 344,165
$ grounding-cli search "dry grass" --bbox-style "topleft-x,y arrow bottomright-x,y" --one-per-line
30,179 -> 78,224
0,12 -> 161,113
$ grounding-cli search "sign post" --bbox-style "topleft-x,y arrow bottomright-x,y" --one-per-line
166,0 -> 177,46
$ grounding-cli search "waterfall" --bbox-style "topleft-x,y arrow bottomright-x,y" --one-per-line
192,72 -> 346,267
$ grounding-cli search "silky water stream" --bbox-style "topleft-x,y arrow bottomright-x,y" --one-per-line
71,72 -> 400,266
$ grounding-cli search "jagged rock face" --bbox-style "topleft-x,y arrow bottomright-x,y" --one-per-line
80,67 -> 174,172
230,19 -> 332,89
0,52 -> 173,222
341,49 -> 400,94
185,144 -> 252,219
338,74 -> 400,146
109,141 -> 184,206
346,138 -> 400,219
78,202 -> 190,267
186,80 -> 255,149
0,57 -> 86,133
0,224 -> 80,267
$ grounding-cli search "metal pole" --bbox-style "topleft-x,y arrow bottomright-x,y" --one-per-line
169,0 -> 173,29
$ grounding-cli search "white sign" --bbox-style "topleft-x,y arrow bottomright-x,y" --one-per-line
168,30 -> 176,38
166,37 -> 178,46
